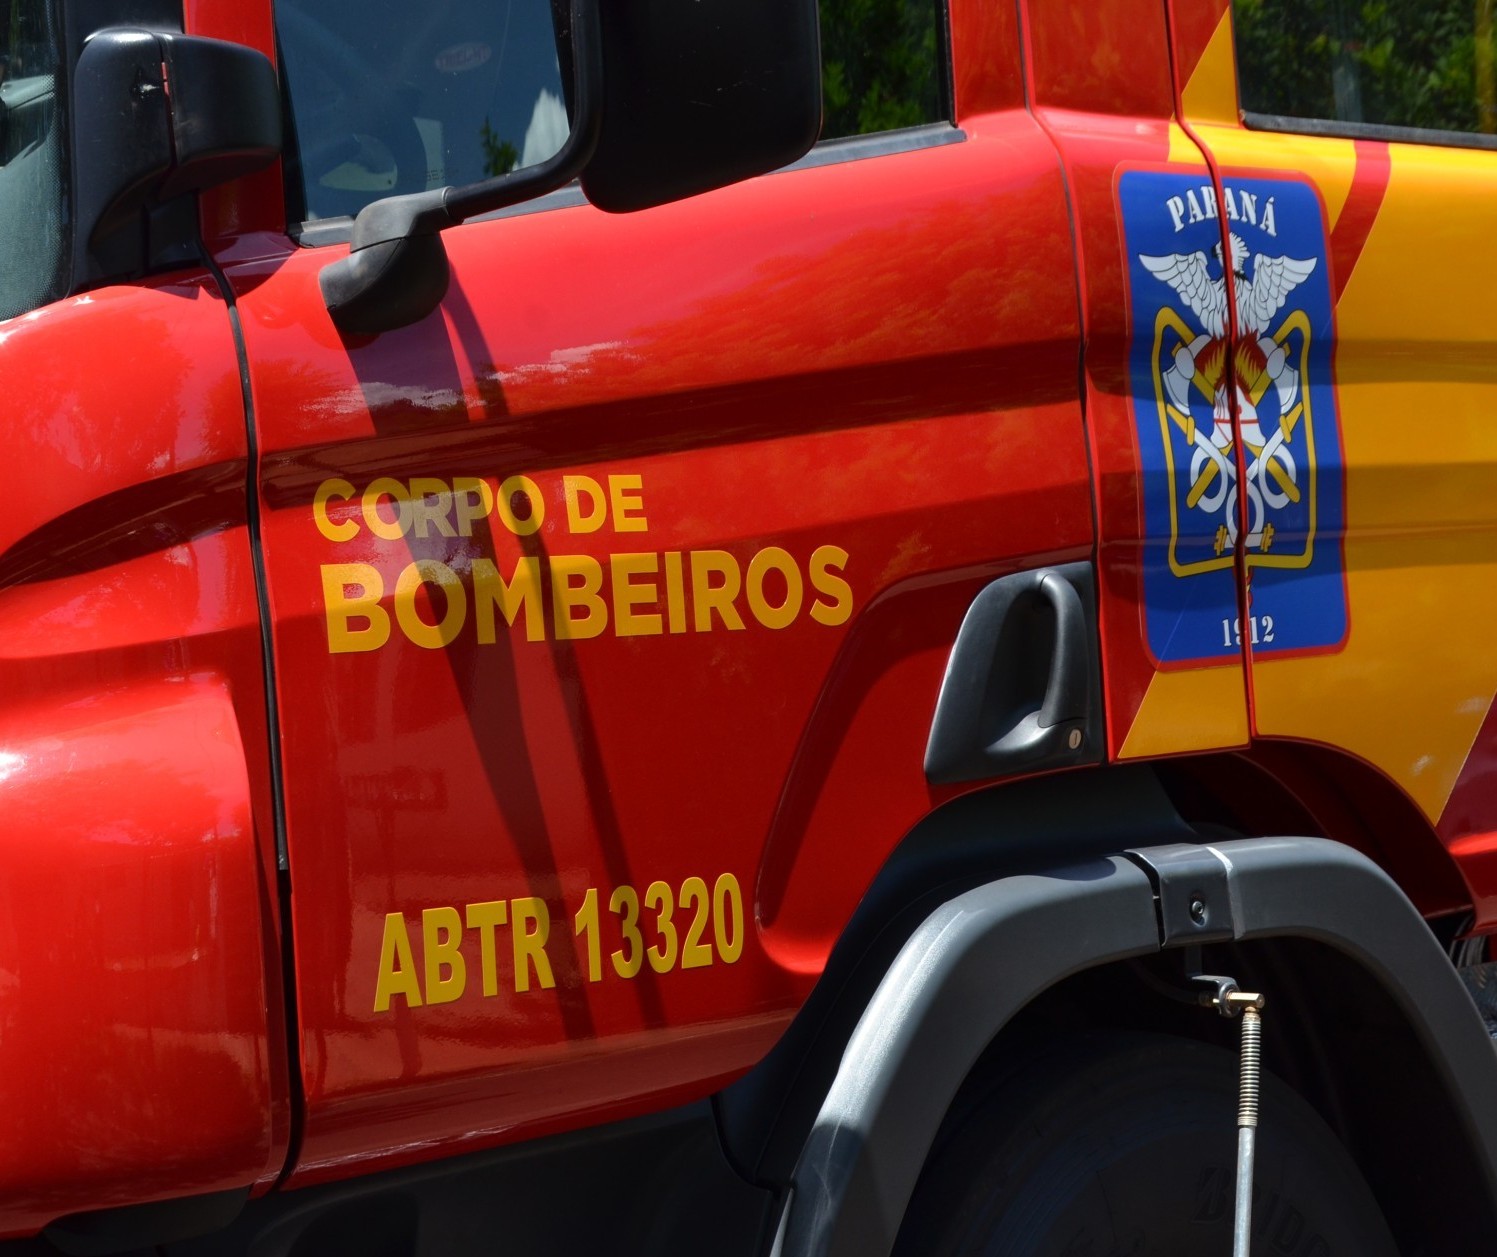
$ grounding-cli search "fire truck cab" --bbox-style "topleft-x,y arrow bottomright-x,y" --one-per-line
4,0 -> 1497,1252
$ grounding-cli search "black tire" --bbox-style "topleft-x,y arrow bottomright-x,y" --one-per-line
893,1033 -> 1400,1257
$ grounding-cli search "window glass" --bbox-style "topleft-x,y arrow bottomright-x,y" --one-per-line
277,0 -> 568,221
277,0 -> 951,223
819,0 -> 945,140
0,0 -> 67,320
1235,0 -> 1497,137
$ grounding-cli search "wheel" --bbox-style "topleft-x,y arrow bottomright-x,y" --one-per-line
893,1033 -> 1400,1257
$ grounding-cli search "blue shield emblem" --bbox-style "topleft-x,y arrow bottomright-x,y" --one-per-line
1120,172 -> 1347,665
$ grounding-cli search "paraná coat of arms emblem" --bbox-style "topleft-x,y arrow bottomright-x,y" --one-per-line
1120,172 -> 1347,665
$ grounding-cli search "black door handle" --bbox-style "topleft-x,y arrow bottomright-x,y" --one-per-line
923,563 -> 1102,784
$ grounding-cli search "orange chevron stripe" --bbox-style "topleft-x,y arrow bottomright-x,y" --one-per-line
1328,140 -> 1391,305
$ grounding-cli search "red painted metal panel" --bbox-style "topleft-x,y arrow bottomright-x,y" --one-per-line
0,279 -> 286,1228
222,111 -> 1088,1181
950,0 -> 1024,119
1020,0 -> 1251,760
1025,0 -> 1175,120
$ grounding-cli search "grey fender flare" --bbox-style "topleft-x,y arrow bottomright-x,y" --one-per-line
772,836 -> 1497,1257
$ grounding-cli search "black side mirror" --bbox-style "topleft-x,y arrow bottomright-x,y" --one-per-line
319,0 -> 822,336
583,0 -> 821,213
70,28 -> 280,288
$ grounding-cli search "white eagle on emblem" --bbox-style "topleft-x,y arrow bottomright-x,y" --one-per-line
1139,232 -> 1319,550
1140,232 -> 1316,450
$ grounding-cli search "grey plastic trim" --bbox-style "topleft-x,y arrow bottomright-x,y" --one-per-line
1217,836 -> 1497,1188
1126,842 -> 1235,943
779,855 -> 1162,1257
291,185 -> 591,249
1242,110 -> 1497,153
778,123 -> 964,173
717,768 -> 1198,1187
923,562 -> 1102,784
775,836 -> 1497,1257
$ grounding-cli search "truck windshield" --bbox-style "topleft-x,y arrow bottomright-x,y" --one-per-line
0,0 -> 67,321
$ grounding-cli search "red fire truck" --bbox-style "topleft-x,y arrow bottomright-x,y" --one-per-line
4,0 -> 1497,1251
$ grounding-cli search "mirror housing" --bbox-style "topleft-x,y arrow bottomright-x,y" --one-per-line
71,28 -> 280,288
582,0 -> 822,213
321,0 -> 823,336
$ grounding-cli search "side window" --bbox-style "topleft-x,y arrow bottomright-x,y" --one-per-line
819,0 -> 947,141
1234,0 -> 1497,138
0,0 -> 67,320
276,0 -> 952,224
277,0 -> 569,222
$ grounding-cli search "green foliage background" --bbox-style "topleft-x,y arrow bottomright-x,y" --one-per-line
1236,0 -> 1497,134
819,0 -> 943,139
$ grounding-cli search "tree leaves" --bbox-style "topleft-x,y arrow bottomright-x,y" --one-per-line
819,0 -> 941,140
1236,0 -> 1497,135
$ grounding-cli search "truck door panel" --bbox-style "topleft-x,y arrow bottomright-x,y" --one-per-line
1017,0 -> 1253,761
212,0 -> 1092,1180
1172,1 -> 1497,921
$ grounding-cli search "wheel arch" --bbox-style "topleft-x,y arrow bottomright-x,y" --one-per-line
725,750 -> 1469,1188
732,820 -> 1497,1257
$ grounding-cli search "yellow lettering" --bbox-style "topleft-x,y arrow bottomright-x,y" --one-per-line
466,900 -> 508,997
322,563 -> 391,654
746,546 -> 803,630
552,555 -> 607,640
564,475 -> 607,533
374,912 -> 422,1012
362,477 -> 411,541
644,880 -> 677,973
690,550 -> 746,632
453,476 -> 495,536
679,877 -> 712,969
611,553 -> 662,637
314,478 -> 358,542
421,906 -> 466,1005
473,556 -> 545,643
394,560 -> 467,649
713,873 -> 744,963
610,885 -> 644,979
511,897 -> 555,992
608,474 -> 647,533
809,545 -> 853,626
409,477 -> 456,539
496,474 -> 543,537
663,551 -> 687,634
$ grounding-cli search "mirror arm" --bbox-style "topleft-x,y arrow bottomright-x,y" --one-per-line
318,0 -> 602,336
444,0 -> 603,224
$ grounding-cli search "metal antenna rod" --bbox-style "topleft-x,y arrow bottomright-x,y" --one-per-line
1233,1003 -> 1264,1257
1190,974 -> 1266,1257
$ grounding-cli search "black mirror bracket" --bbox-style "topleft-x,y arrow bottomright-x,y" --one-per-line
316,190 -> 456,338
318,0 -> 603,337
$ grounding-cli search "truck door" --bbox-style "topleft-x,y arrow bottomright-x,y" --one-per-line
200,0 -> 1094,1179
1015,0 -> 1254,761
1170,0 -> 1497,916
